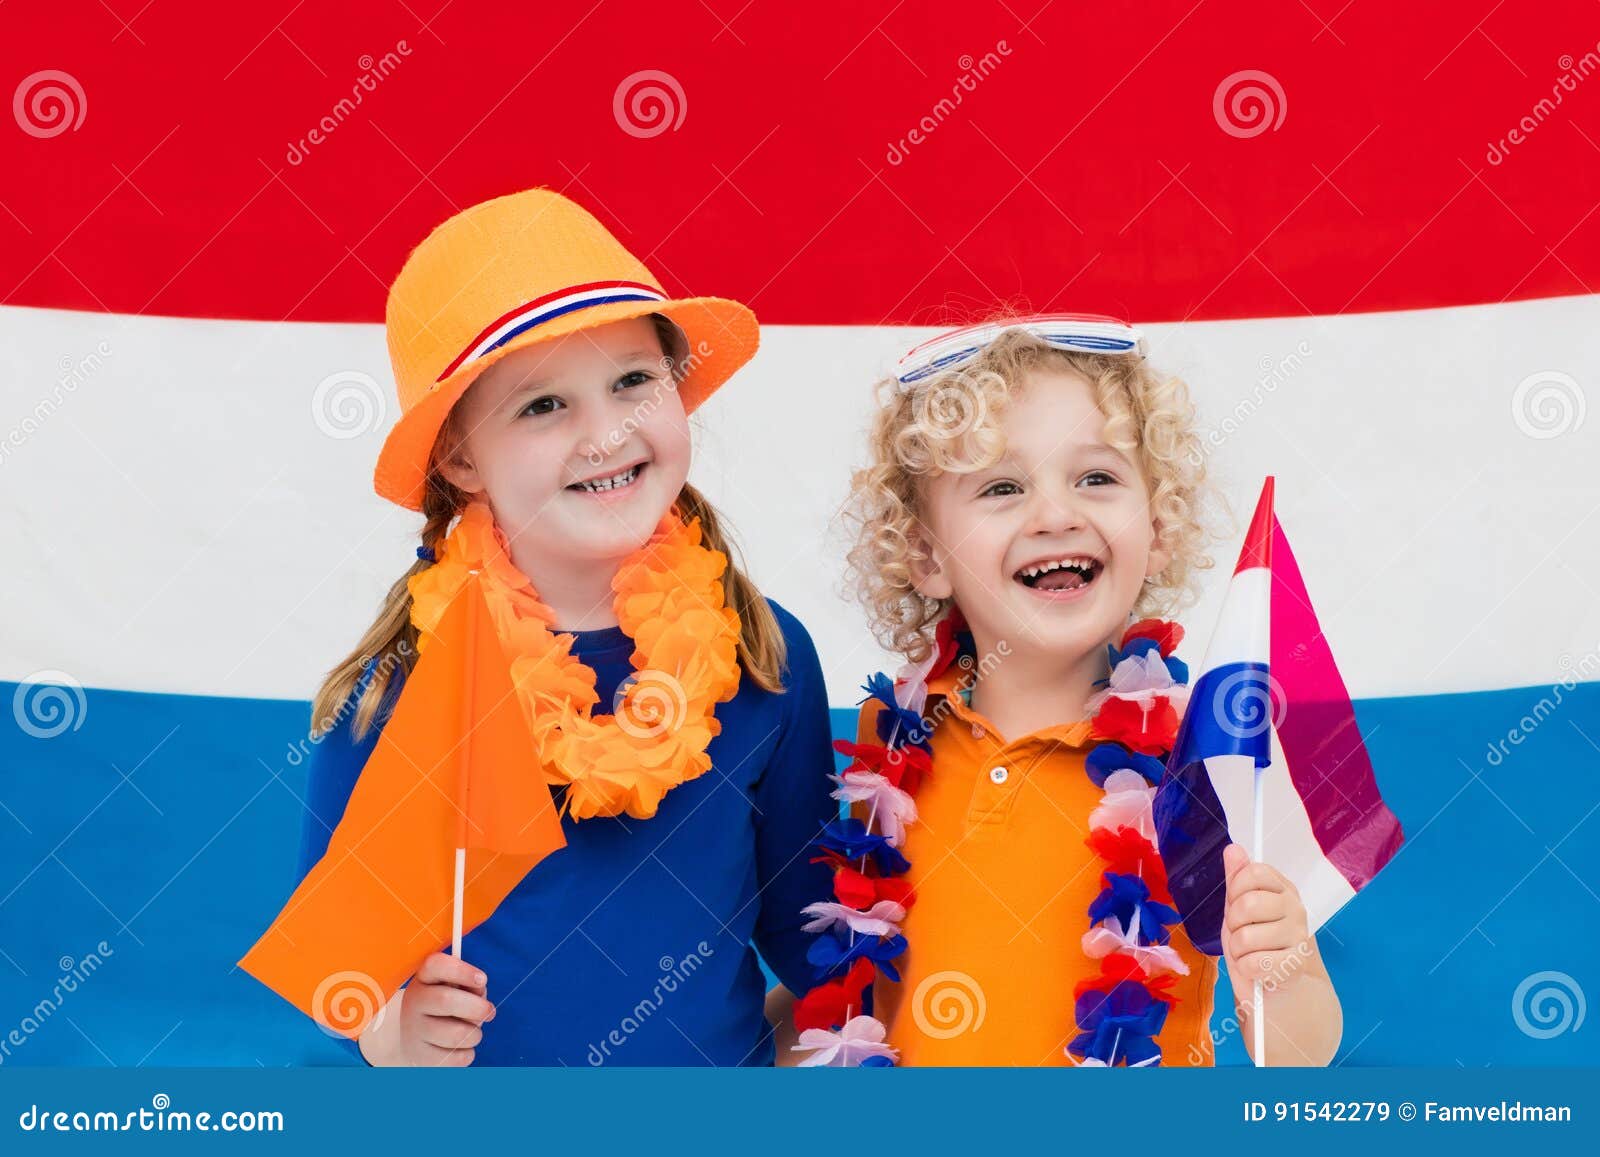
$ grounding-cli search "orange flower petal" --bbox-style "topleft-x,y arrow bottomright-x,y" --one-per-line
408,503 -> 742,821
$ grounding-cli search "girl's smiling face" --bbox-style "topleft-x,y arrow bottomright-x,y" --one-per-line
912,365 -> 1171,662
438,315 -> 692,573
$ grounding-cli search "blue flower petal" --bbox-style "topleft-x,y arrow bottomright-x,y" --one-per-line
1086,743 -> 1167,787
861,672 -> 933,752
1088,872 -> 1182,946
806,927 -> 908,981
814,817 -> 912,876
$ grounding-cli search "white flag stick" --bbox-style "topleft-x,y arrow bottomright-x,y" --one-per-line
451,846 -> 466,957
452,569 -> 478,962
1251,768 -> 1266,1066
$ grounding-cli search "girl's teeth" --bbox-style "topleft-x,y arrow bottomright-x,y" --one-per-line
576,465 -> 640,492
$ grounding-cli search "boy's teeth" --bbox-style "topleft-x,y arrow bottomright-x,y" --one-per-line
575,464 -> 640,492
1020,557 -> 1097,578
1016,556 -> 1101,591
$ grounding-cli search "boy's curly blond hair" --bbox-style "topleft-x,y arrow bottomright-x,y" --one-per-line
844,327 -> 1216,662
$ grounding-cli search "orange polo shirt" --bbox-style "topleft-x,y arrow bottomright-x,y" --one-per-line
859,667 -> 1219,1067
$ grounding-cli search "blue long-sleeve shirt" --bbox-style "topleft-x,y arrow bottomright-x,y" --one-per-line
293,599 -> 836,1066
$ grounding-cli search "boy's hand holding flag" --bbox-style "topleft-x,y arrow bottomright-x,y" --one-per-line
1157,478 -> 1404,1064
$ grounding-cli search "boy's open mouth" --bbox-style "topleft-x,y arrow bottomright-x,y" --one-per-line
1013,555 -> 1102,593
567,462 -> 645,494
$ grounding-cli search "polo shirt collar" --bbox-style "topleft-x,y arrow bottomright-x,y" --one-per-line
924,664 -> 1097,749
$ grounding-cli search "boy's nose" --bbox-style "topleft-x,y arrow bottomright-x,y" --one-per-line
1024,486 -> 1087,535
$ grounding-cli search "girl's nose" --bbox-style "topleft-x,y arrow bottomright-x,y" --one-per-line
574,409 -> 624,468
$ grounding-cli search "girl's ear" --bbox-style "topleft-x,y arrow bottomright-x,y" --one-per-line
908,524 -> 955,600
436,444 -> 485,496
432,396 -> 487,496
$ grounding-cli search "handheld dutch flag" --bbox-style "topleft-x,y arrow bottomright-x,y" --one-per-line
1154,477 -> 1404,1062
239,572 -> 567,1040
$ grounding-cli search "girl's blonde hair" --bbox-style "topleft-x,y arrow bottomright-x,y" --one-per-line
312,314 -> 785,742
845,326 -> 1215,662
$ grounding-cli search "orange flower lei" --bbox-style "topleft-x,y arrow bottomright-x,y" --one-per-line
406,501 -> 743,820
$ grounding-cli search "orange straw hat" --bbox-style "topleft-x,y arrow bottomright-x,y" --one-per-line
375,188 -> 760,510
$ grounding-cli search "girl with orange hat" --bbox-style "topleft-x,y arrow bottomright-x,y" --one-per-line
295,189 -> 836,1066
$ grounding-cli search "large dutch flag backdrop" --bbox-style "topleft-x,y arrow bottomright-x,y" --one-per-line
2,1 -> 1598,1066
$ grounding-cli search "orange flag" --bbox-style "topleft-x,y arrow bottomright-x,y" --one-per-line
239,572 -> 567,1039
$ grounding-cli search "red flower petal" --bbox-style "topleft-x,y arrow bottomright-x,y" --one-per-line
1085,825 -> 1170,895
876,877 -> 916,910
832,865 -> 876,908
793,958 -> 877,1032
1092,696 -> 1178,755
1073,954 -> 1181,1007
793,984 -> 848,1032
811,849 -> 851,873
832,741 -> 932,794
929,608 -> 969,679
833,864 -> 918,911
1123,618 -> 1184,656
1074,954 -> 1149,998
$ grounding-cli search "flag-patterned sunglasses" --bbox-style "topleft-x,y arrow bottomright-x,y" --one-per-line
894,313 -> 1147,386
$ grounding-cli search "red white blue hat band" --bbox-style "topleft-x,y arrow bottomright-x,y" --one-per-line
436,280 -> 668,382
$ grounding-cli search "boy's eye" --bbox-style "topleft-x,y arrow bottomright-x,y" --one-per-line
521,395 -> 563,417
979,480 -> 1022,498
617,369 -> 656,390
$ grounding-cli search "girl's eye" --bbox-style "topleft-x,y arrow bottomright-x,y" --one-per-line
521,395 -> 564,417
1079,470 -> 1117,487
979,480 -> 1022,498
616,369 -> 656,390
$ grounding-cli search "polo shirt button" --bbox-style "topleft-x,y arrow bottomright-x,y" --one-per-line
971,724 -> 985,738
988,765 -> 1008,785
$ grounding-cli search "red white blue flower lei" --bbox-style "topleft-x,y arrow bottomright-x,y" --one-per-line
789,612 -> 1193,1067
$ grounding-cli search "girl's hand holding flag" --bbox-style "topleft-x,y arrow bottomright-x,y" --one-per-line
1220,842 -> 1342,1066
358,951 -> 497,1068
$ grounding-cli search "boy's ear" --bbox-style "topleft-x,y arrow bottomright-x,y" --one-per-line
908,525 -> 955,600
1144,522 -> 1172,582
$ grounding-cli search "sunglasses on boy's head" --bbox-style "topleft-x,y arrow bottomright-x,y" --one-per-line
893,314 -> 1147,386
